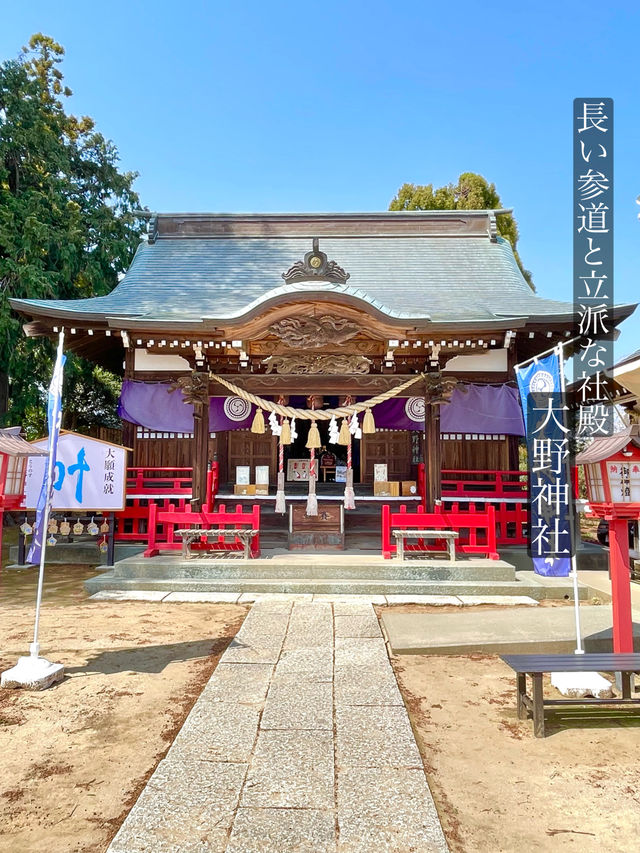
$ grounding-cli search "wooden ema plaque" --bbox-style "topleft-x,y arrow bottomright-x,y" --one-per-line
288,503 -> 344,550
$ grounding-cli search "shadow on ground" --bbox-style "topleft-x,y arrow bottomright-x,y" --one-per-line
543,706 -> 640,737
65,637 -> 235,676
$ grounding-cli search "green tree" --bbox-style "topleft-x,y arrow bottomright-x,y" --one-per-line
0,34 -> 145,427
390,172 -> 534,289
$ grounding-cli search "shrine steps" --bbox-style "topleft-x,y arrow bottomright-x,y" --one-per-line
108,556 -> 517,582
85,560 -> 586,602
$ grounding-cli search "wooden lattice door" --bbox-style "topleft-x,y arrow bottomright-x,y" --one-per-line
227,430 -> 277,483
361,430 -> 412,483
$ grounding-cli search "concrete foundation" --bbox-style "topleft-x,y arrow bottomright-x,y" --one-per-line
84,550 -> 588,602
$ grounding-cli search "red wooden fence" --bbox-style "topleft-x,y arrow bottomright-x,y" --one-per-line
417,464 -> 528,500
114,464 -> 219,543
144,502 -> 260,558
416,464 -> 528,546
382,503 -> 499,560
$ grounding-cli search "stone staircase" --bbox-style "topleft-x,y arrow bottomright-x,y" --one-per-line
85,553 -> 587,601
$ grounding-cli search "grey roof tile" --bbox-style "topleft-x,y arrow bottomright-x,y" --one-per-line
12,235 -> 578,323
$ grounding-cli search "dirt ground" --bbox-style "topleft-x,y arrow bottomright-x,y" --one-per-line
0,588 -> 247,853
392,650 -> 640,853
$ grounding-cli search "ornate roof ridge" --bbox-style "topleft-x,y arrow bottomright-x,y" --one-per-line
143,209 -> 513,242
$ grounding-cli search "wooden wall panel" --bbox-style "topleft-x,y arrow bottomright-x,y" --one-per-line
132,431 -> 218,471
442,436 -> 508,471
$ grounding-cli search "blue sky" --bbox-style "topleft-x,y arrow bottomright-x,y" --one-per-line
2,1 -> 639,357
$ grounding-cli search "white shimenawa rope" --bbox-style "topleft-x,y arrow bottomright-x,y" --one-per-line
210,372 -> 425,419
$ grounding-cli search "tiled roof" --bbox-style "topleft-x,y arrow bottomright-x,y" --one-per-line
11,232 -> 579,324
0,427 -> 47,457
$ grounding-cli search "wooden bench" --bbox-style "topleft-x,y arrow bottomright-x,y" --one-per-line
175,527 -> 258,560
382,504 -> 498,560
144,502 -> 260,558
501,653 -> 640,737
392,529 -> 458,561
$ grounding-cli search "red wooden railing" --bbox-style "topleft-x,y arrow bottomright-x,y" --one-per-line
417,464 -> 528,500
415,464 -> 528,546
144,502 -> 260,558
441,500 -> 528,547
113,464 -> 219,543
126,467 -> 193,495
382,503 -> 499,560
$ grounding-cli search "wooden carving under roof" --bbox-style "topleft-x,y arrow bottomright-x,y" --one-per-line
232,299 -> 408,350
263,354 -> 372,375
269,314 -> 360,349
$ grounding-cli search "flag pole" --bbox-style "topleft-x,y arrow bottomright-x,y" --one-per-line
30,330 -> 65,658
1,330 -> 66,690
513,335 -> 581,373
556,343 -> 584,654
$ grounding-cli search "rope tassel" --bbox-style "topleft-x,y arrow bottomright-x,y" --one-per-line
280,418 -> 291,445
362,408 -> 376,434
306,420 -> 321,449
338,417 -> 350,445
251,408 -> 266,434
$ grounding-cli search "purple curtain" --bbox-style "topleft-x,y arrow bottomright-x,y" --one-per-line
372,385 -> 524,435
118,381 -> 256,432
118,381 -> 525,436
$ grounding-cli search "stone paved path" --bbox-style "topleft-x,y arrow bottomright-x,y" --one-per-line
108,600 -> 449,852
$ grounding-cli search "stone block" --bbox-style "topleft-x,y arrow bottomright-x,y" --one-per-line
239,593 -> 310,605
384,594 -> 462,606
334,637 -> 390,669
108,759 -> 246,853
334,667 -> 403,707
89,590 -> 168,601
1,656 -> 64,691
551,671 -> 615,698
202,662 -> 274,705
337,766 -> 448,853
170,701 -> 260,763
335,705 -> 422,768
275,647 -> 334,679
334,613 -> 381,639
241,729 -> 334,809
315,595 -> 386,606
219,636 -> 283,665
261,677 -> 333,730
458,595 -> 538,606
227,807 -> 336,853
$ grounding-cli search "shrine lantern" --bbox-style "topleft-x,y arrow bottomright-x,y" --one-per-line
0,427 -> 47,563
576,424 -> 640,653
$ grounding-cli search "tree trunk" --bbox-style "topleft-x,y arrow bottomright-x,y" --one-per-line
0,371 -> 9,423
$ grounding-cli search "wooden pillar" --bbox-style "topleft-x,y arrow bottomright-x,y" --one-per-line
191,373 -> 210,510
121,347 -> 136,463
424,393 -> 442,513
609,517 -> 634,653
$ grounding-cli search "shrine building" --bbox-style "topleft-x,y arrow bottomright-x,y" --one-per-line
10,210 -> 636,571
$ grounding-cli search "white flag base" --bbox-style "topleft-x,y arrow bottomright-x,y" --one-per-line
551,671 -> 614,699
1,655 -> 64,691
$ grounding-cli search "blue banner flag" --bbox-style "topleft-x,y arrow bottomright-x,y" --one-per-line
515,349 -> 572,577
27,334 -> 66,565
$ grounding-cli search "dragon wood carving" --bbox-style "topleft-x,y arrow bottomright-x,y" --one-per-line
263,354 -> 372,375
424,373 -> 462,405
169,372 -> 209,406
269,315 -> 360,349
